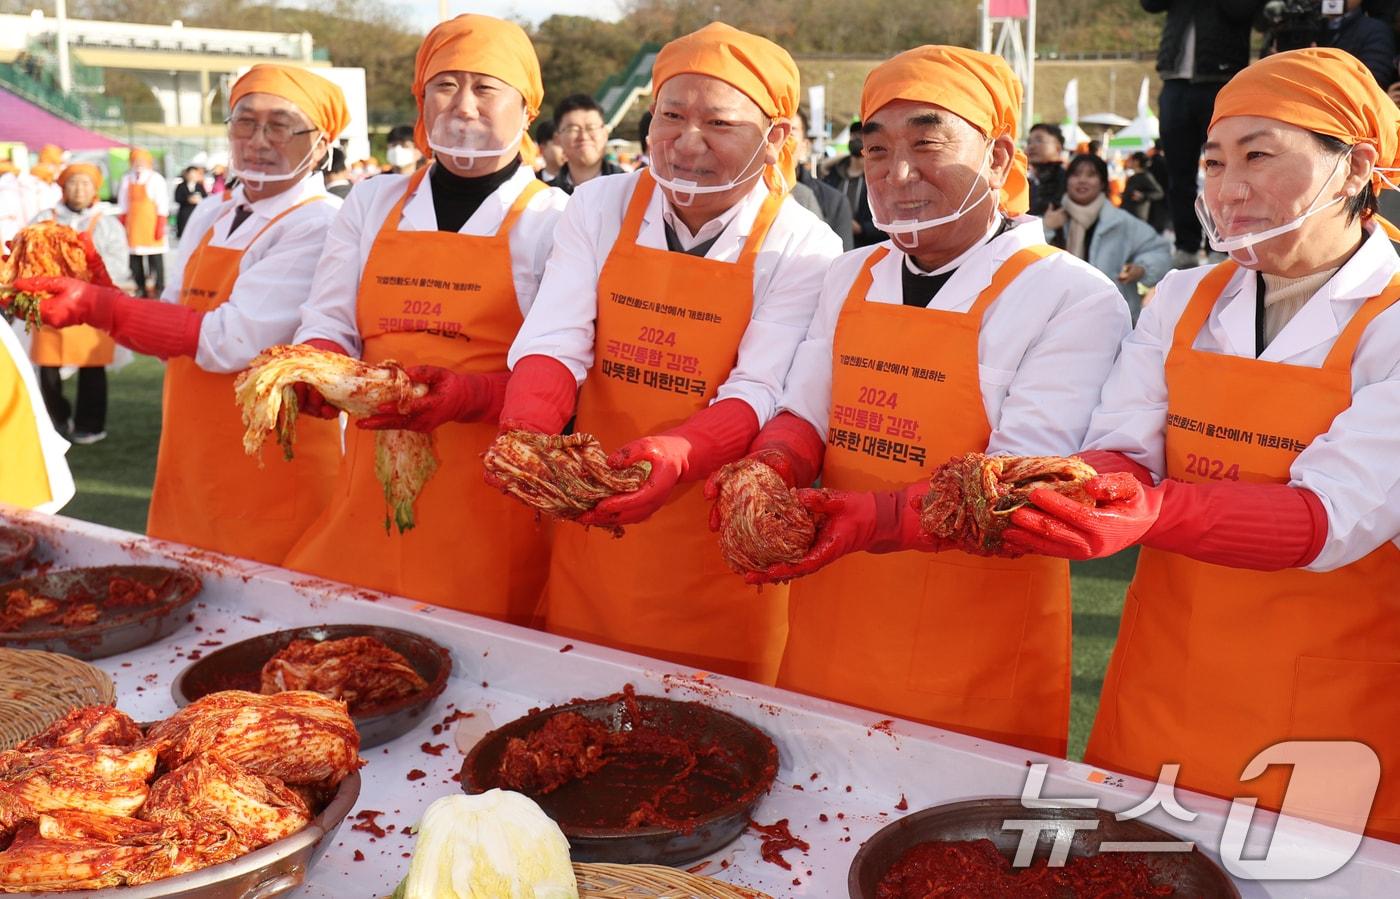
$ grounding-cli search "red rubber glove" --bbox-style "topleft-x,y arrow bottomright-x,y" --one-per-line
498,354 -> 577,434
1003,475 -> 1161,560
356,366 -> 507,432
580,398 -> 759,528
13,275 -> 124,329
1008,474 -> 1327,569
702,411 -> 825,531
1075,449 -> 1156,486
746,481 -> 950,585
14,275 -> 201,359
293,338 -> 349,419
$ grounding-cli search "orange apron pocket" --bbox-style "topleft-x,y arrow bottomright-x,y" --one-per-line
1288,655 -> 1400,834
906,554 -> 1032,700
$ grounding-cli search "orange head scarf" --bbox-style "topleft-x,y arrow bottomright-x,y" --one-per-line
29,163 -> 57,184
651,22 -> 799,195
229,64 -> 350,140
412,14 -> 543,157
38,145 -> 62,166
1211,47 -> 1400,234
130,148 -> 153,169
58,162 -> 103,192
0,161 -> 16,177
860,45 -> 1029,216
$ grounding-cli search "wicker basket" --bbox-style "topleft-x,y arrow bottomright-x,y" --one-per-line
575,863 -> 771,898
0,648 -> 115,750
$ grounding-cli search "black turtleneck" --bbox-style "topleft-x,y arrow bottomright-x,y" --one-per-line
901,217 -> 1014,308
429,155 -> 522,233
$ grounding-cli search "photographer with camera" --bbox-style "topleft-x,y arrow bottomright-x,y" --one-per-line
1261,0 -> 1396,87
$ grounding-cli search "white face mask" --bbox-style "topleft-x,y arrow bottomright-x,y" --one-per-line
648,124 -> 776,207
231,137 -> 324,191
1196,148 -> 1354,267
385,144 -> 419,169
868,144 -> 994,251
427,113 -> 524,171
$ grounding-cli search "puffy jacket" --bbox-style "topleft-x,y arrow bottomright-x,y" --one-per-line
1142,0 -> 1264,83
1049,201 -> 1173,322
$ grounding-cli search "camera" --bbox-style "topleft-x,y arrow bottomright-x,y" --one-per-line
1261,0 -> 1346,53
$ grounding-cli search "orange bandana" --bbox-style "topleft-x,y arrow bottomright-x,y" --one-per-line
230,64 -> 350,139
412,14 -> 543,156
652,22 -> 799,194
861,45 -> 1029,216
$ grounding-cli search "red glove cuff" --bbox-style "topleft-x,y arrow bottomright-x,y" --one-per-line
467,370 -> 510,424
1076,449 -> 1156,487
868,481 -> 936,554
666,398 -> 760,482
749,411 -> 826,487
108,296 -> 202,360
303,338 -> 349,356
500,354 -> 577,433
1144,479 -> 1329,571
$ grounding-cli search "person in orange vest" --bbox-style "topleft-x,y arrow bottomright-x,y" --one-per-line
716,47 -> 1130,755
495,23 -> 842,682
1003,48 -> 1400,841
0,311 -> 74,512
10,65 -> 350,564
28,162 -> 130,444
282,15 -> 569,622
116,148 -> 168,297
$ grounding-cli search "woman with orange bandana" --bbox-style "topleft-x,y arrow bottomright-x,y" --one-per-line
1003,48 -> 1400,841
28,162 -> 130,444
11,64 -> 350,564
498,23 -> 842,682
282,15 -> 569,622
116,148 -> 168,297
719,47 -> 1129,753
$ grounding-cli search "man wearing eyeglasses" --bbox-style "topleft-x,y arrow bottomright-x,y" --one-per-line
12,64 -> 351,565
552,93 -> 624,195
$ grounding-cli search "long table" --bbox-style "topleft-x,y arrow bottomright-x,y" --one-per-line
6,507 -> 1399,897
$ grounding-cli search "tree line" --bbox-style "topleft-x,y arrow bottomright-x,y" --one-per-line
1,0 -> 1159,127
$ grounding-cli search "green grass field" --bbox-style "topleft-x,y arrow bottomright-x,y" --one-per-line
57,357 -> 1134,759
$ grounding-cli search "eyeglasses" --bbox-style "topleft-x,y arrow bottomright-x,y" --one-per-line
226,117 -> 318,145
558,124 -> 606,139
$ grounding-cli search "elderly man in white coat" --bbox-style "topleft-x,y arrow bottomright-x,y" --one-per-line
716,46 -> 1130,757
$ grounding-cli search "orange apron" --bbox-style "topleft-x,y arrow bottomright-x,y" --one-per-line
543,171 -> 788,683
30,213 -> 117,368
0,340 -> 54,508
125,179 -> 160,251
146,198 -> 340,564
283,168 -> 550,623
1087,261 -> 1400,841
778,245 -> 1073,757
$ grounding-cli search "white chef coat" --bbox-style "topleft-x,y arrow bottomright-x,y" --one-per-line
161,172 -> 340,374
116,169 -> 170,256
780,216 -> 1132,457
507,168 -> 843,424
294,164 -> 567,356
1084,223 -> 1400,572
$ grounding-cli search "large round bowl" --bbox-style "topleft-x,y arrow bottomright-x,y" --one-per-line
5,770 -> 361,899
172,623 -> 452,749
462,692 -> 779,865
0,565 -> 201,660
848,797 -> 1240,898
